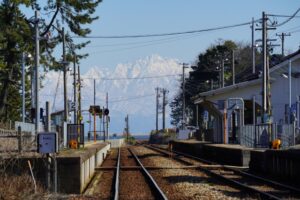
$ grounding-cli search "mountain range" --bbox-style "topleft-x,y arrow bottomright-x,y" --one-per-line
40,54 -> 183,134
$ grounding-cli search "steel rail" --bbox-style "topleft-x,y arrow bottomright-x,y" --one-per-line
149,144 -> 214,164
153,145 -> 300,196
146,145 -> 299,200
128,148 -> 168,200
95,165 -> 220,170
113,148 -> 121,200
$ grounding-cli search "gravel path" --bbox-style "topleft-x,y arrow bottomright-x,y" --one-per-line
134,146 -> 256,200
84,149 -> 118,199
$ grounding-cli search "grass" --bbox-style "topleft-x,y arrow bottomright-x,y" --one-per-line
0,173 -> 45,200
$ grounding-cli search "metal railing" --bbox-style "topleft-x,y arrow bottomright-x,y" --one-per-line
240,123 -> 296,148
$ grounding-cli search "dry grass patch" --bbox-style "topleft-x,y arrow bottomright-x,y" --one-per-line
0,173 -> 46,200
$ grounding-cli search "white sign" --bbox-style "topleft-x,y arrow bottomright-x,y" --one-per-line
227,98 -> 244,110
203,111 -> 209,122
177,129 -> 191,140
37,132 -> 58,153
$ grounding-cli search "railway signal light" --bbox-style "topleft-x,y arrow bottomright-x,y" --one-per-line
104,108 -> 109,115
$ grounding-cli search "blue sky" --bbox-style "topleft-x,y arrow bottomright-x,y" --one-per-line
74,0 -> 300,73
21,1 -> 300,134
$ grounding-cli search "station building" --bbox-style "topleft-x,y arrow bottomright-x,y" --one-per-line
193,50 -> 300,147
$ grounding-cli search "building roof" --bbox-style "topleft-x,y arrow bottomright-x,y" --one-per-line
193,49 -> 300,104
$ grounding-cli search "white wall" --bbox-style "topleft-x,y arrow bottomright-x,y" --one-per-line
80,143 -> 111,193
271,59 -> 300,123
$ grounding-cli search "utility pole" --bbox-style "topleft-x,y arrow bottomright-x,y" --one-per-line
93,79 -> 96,142
62,27 -> 68,123
77,64 -> 82,124
262,12 -> 268,122
73,54 -> 77,124
254,12 -> 277,145
94,79 -> 96,105
155,87 -> 160,133
276,32 -> 291,57
34,10 -> 40,132
106,92 -> 109,140
162,89 -> 168,131
182,63 -> 188,129
125,115 -> 129,142
102,106 -> 105,142
31,59 -> 35,123
22,52 -> 25,122
251,17 -> 256,74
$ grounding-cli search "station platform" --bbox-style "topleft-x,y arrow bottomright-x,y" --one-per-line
1,142 -> 111,194
170,140 -> 300,185
170,140 -> 252,166
250,146 -> 300,185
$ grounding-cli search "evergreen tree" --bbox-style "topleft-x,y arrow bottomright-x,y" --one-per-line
0,0 -> 101,122
170,40 -> 262,128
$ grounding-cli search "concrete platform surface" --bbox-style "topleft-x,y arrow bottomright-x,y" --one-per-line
171,140 -> 251,166
58,142 -> 108,159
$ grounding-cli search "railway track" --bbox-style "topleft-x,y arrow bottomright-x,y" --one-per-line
87,147 -> 167,200
147,144 -> 300,200
84,148 -> 119,199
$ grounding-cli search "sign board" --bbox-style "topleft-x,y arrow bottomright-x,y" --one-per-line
227,98 -> 244,110
177,129 -> 191,140
203,111 -> 209,122
37,132 -> 58,153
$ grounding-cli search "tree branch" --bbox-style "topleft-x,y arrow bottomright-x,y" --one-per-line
40,6 -> 60,37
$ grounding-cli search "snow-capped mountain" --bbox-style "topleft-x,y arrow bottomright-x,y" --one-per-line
40,54 -> 182,134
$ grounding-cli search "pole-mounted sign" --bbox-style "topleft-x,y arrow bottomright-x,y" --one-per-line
37,132 -> 58,154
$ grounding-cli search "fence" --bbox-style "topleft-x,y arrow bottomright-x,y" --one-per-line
0,127 -> 36,153
240,123 -> 296,148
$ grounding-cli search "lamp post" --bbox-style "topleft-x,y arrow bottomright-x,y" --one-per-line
21,53 -> 32,123
282,60 -> 294,145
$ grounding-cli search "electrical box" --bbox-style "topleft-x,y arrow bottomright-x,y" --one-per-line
37,132 -> 58,153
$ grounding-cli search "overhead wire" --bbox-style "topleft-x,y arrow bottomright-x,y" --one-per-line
80,93 -> 156,104
72,20 -> 258,39
269,8 -> 300,27
109,94 -> 155,103
87,32 -> 208,54
86,33 -> 203,48
81,74 -> 181,81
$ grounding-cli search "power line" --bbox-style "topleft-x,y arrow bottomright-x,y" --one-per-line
86,33 -> 202,48
272,25 -> 300,37
269,8 -> 300,27
80,93 -> 155,103
81,74 -> 181,81
110,94 -> 155,103
72,20 -> 257,39
267,14 -> 300,18
88,33 -> 204,54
